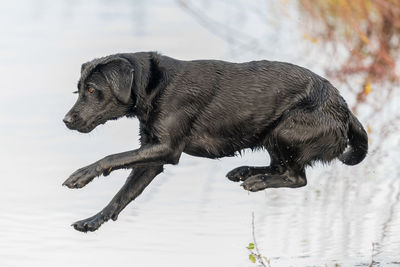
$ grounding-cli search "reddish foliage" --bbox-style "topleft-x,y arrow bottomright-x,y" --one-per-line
299,0 -> 400,109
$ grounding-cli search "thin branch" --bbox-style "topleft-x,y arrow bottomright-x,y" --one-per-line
250,212 -> 270,267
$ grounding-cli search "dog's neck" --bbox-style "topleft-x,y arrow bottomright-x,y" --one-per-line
125,52 -> 179,124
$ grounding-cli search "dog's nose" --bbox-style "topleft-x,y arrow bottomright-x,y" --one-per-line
63,114 -> 74,125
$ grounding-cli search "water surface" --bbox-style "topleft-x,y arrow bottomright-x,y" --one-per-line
0,1 -> 399,266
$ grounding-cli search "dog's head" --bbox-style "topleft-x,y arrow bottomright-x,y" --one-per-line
63,56 -> 135,133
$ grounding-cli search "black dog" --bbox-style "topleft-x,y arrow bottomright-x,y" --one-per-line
63,52 -> 368,232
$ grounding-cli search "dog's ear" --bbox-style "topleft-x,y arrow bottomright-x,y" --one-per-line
100,58 -> 134,104
81,62 -> 89,74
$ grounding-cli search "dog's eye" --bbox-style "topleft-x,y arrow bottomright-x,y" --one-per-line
88,87 -> 95,93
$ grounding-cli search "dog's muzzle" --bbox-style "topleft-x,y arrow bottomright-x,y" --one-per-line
63,114 -> 74,125
63,113 -> 82,130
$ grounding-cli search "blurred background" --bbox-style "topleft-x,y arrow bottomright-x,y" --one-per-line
0,0 -> 399,266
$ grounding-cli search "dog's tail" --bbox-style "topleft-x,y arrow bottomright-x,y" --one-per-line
338,112 -> 368,165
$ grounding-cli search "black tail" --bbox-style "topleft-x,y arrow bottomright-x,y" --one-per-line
338,112 -> 368,165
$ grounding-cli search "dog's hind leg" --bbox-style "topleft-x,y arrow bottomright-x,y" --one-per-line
226,166 -> 273,182
72,165 -> 163,232
228,150 -> 306,191
226,150 -> 286,182
239,101 -> 351,192
241,167 -> 307,192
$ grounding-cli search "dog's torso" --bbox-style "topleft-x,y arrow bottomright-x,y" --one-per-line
149,58 -> 346,159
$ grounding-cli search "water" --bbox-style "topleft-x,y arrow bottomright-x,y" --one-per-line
0,1 -> 399,266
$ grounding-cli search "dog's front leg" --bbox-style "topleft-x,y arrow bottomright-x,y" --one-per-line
72,165 -> 163,232
63,143 -> 182,189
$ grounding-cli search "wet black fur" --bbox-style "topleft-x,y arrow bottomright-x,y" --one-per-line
63,52 -> 368,232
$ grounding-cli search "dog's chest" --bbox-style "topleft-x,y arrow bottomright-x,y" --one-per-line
183,117 -> 264,158
184,136 -> 238,158
184,130 -> 258,158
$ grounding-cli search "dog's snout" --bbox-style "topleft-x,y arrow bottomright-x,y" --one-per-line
63,114 -> 73,124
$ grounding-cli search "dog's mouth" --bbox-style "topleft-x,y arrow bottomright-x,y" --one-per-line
77,116 -> 107,133
76,126 -> 95,133
65,115 -> 105,133
65,114 -> 121,133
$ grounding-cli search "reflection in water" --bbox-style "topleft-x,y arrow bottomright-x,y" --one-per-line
0,0 -> 399,266
253,166 -> 400,266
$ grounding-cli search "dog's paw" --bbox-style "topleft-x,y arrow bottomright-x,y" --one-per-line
63,162 -> 103,189
241,174 -> 269,192
71,211 -> 111,232
226,166 -> 253,182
